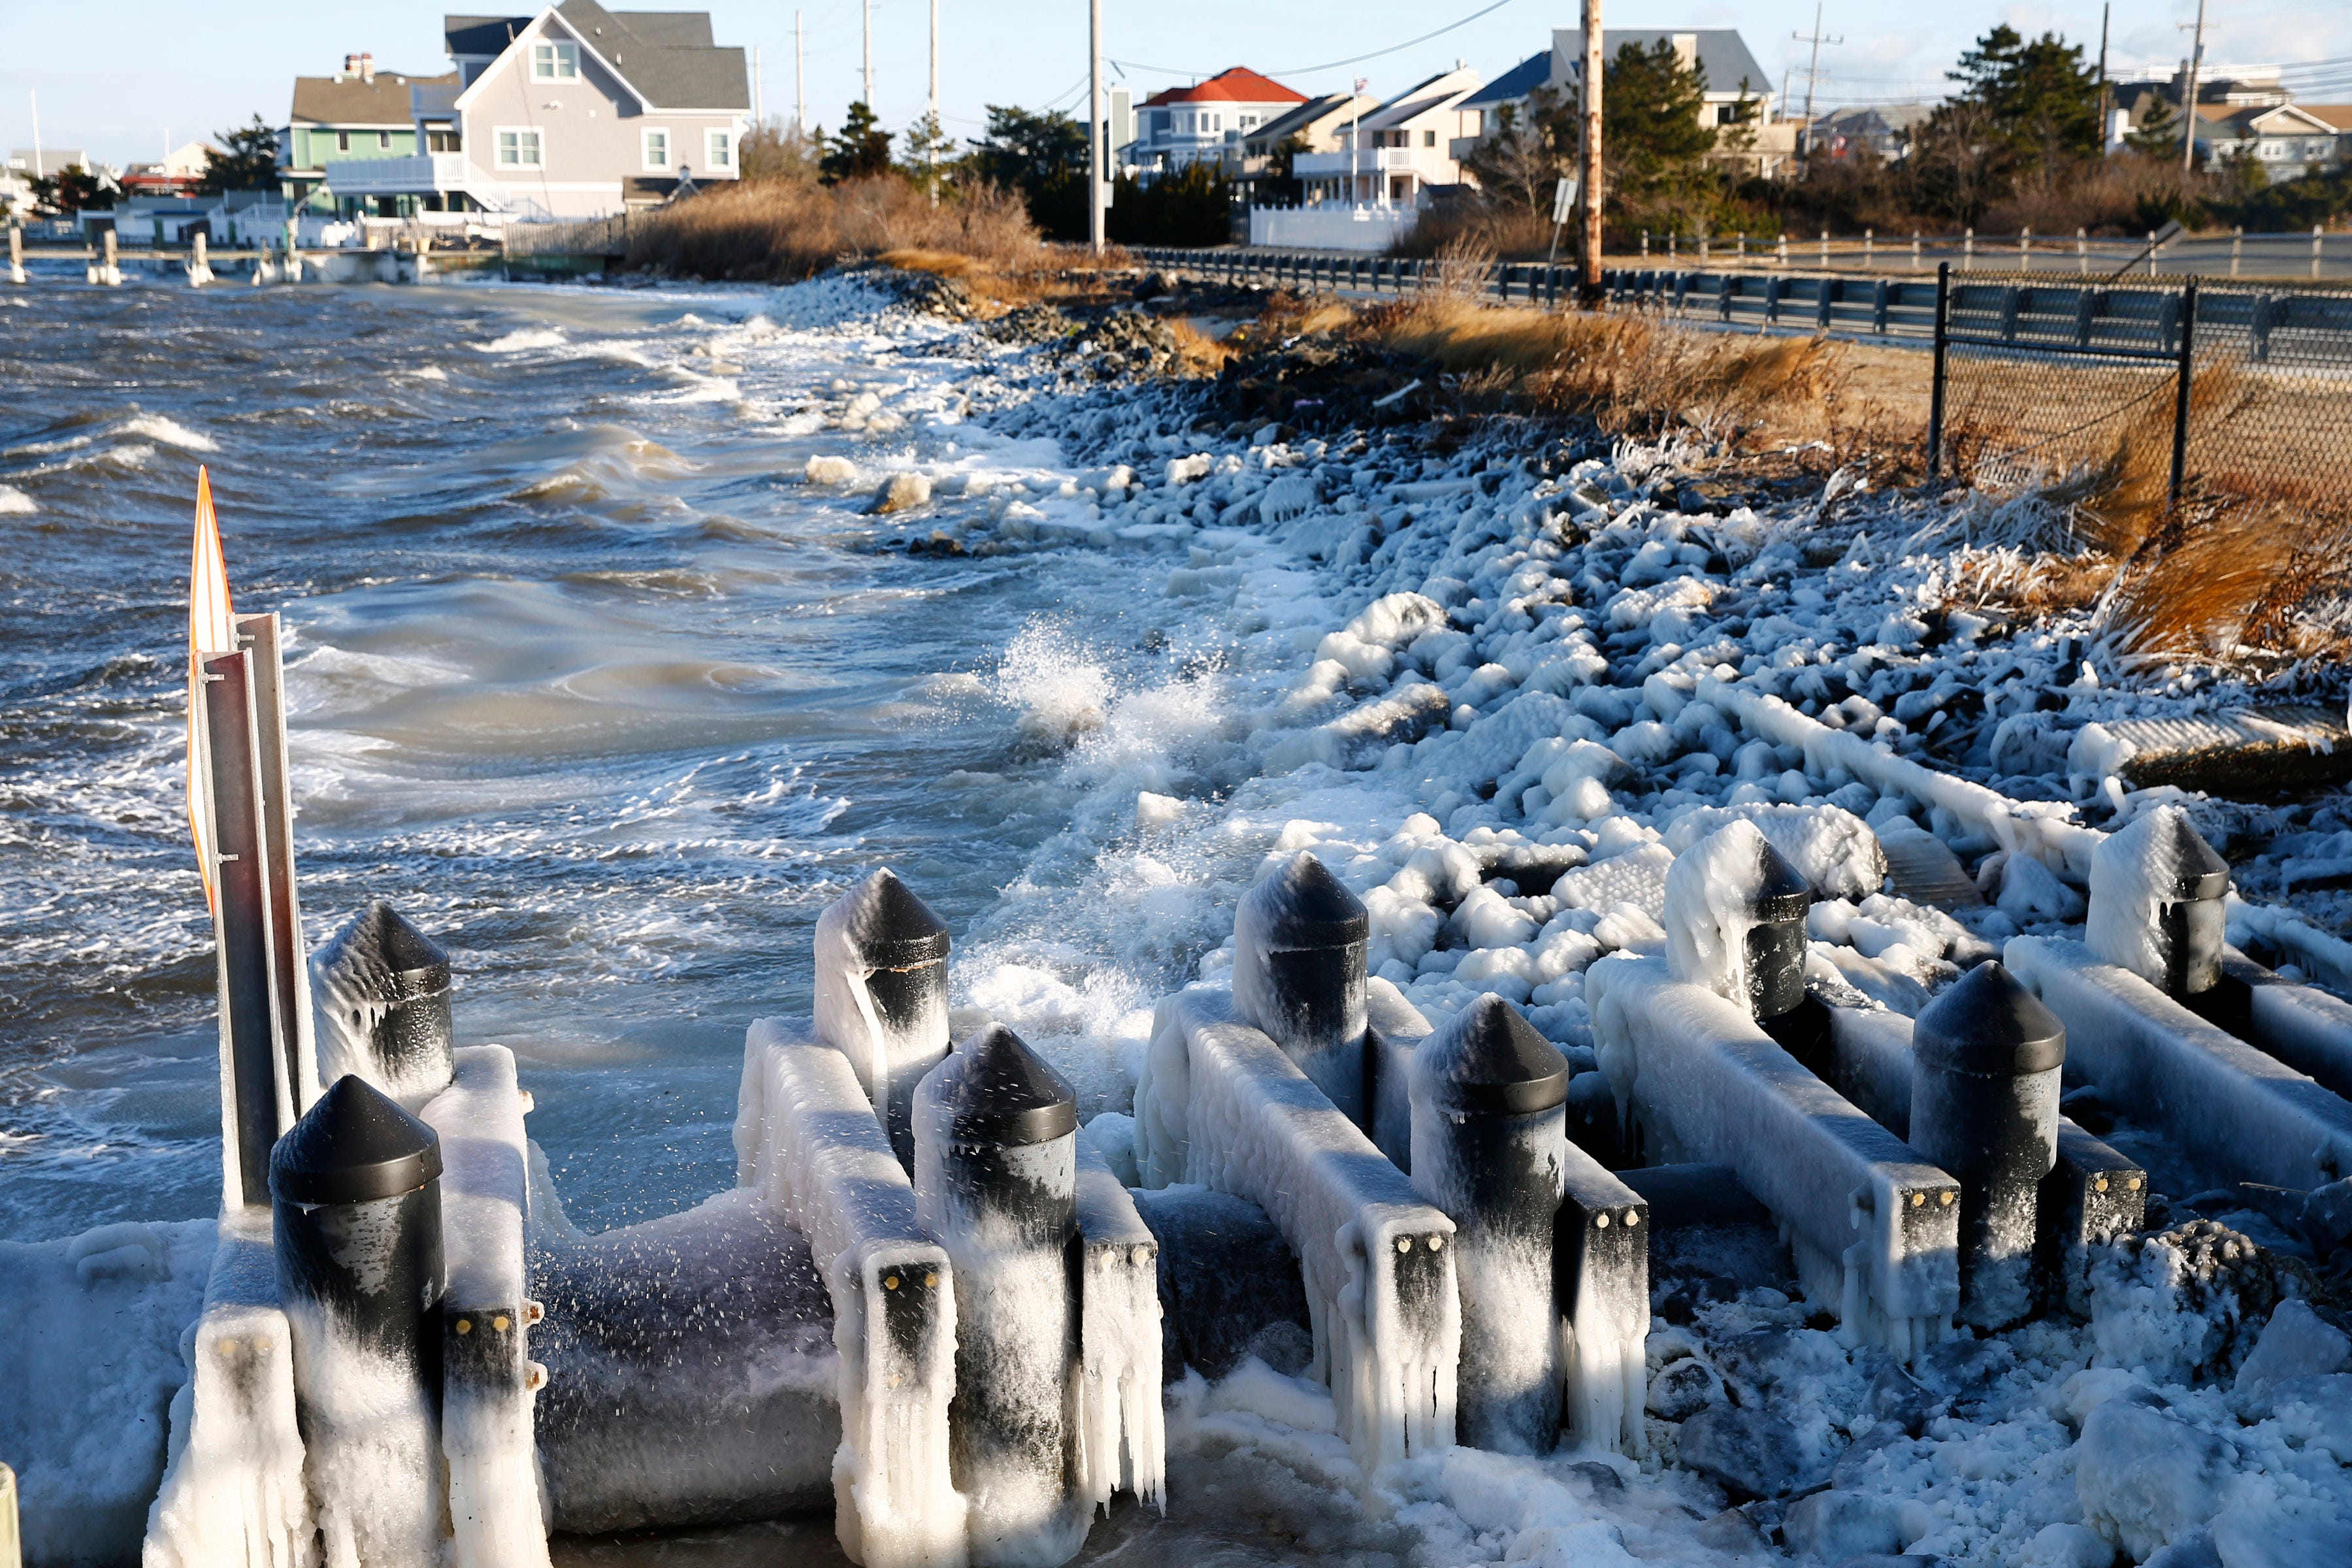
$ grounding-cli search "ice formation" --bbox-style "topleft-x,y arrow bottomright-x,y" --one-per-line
419,1047 -> 547,1567
912,1025 -> 1086,1568
735,1020 -> 965,1568
1137,987 -> 1458,1465
1071,1130 -> 1166,1514
815,869 -> 955,1168
1587,955 -> 1959,1356
310,900 -> 455,1111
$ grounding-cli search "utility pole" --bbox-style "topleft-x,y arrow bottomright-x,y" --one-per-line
2095,3 -> 2111,152
796,11 -> 806,135
2180,0 -> 2207,172
753,45 -> 764,129
1089,0 -> 1106,253
1792,1 -> 1843,165
863,0 -> 874,109
928,0 -> 941,195
1578,0 -> 1603,302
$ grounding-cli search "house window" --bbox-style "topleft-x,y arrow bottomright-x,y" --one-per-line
707,129 -> 733,169
496,128 -> 544,168
1424,129 -> 1436,148
428,127 -> 461,153
533,41 -> 580,81
643,128 -> 671,171
336,131 -> 351,153
378,131 -> 391,150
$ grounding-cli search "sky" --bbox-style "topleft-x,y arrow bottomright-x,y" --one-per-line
7,0 -> 2352,168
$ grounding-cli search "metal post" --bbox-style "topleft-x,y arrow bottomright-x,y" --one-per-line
2078,227 -> 2087,275
1963,227 -> 1974,271
2170,278 -> 2197,509
913,1025 -> 1081,1558
234,612 -> 316,1115
1409,996 -> 1571,1455
1911,231 -> 1920,271
272,1075 -> 446,1561
1819,230 -> 1827,269
2230,227 -> 2242,278
2020,227 -> 2031,271
1863,227 -> 1872,269
1908,962 -> 2065,1330
2316,225 -> 2326,280
1232,852 -> 1371,1126
197,649 -> 292,1209
1927,262 -> 1952,481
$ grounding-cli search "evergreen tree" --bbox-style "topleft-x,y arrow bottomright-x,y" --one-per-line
1946,25 -> 2100,176
819,103 -> 894,184
201,116 -> 282,194
1601,41 -> 1716,201
2125,94 -> 2185,159
898,112 -> 957,199
968,106 -> 1090,240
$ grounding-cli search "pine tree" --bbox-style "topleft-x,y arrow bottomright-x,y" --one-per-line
819,103 -> 894,185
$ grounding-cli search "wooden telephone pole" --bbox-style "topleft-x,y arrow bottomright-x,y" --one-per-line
1578,0 -> 1603,302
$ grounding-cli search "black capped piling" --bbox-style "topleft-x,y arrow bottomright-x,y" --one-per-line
816,868 -> 953,1169
913,1024 -> 1084,1564
1410,994 -> 1571,1454
271,1074 -> 447,1558
311,901 -> 455,1109
2152,815 -> 2230,998
1746,841 -> 1813,1022
1908,962 -> 2065,1330
1233,852 -> 1371,1125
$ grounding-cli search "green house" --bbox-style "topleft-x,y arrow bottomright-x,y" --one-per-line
280,53 -> 459,214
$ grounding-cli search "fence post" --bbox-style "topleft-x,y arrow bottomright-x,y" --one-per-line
2315,226 -> 2326,280
2077,227 -> 2087,276
2231,227 -> 2243,279
1864,227 -> 1874,269
1641,230 -> 1649,259
1776,233 -> 1788,268
1819,231 -> 1828,269
1963,227 -> 1974,271
2169,277 -> 2197,510
1911,231 -> 1921,272
1928,262 -> 1952,482
2019,227 -> 2031,271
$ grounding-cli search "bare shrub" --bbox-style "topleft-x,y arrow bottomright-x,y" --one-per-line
624,174 -> 1041,282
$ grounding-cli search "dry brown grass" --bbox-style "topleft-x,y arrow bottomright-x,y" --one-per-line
1346,293 -> 1847,444
625,174 -> 1041,282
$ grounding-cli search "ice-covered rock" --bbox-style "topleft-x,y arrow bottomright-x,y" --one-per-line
2229,1299 -> 2351,1416
2017,1521 -> 2117,1568
2206,1506 -> 2352,1568
1782,1489 -> 1904,1561
870,472 -> 934,515
1674,1403 -> 1810,1497
2075,1397 -> 2232,1562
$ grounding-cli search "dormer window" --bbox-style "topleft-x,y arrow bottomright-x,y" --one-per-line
533,41 -> 580,81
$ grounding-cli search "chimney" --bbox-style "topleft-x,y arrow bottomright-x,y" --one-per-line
1673,34 -> 1699,73
361,53 -> 376,84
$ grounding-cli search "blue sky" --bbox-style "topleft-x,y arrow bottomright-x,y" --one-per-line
8,1 -> 2351,167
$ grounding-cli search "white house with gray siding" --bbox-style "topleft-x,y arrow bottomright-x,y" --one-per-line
318,2 -> 747,220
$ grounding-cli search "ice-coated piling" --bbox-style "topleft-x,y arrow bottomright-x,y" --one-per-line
2038,1122 -> 2146,1316
1409,994 -> 1570,1454
1556,1147 -> 1649,1456
270,1075 -> 447,1565
1665,822 -> 1829,1072
188,229 -> 213,286
2088,805 -> 2230,999
817,868 -> 954,1169
1746,845 -> 1814,1021
914,1024 -> 1084,1568
1233,852 -> 1371,1126
312,900 -> 456,1110
1907,962 -> 2065,1330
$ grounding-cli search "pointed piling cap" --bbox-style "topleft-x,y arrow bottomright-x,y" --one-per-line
1914,960 -> 2066,1078
930,1023 -> 1077,1147
269,1074 -> 443,1205
2155,811 -> 2231,902
841,868 -> 951,969
1753,838 -> 1813,924
318,900 -> 449,1003
1420,992 -> 1571,1114
1241,851 -> 1370,950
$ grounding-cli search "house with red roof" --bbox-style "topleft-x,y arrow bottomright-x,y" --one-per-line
1128,67 -> 1309,178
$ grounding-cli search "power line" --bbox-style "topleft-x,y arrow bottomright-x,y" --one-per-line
1109,0 -> 1520,82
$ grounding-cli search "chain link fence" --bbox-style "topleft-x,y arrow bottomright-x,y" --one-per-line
1929,266 -> 2352,527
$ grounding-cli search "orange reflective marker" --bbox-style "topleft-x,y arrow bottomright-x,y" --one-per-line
188,465 -> 235,911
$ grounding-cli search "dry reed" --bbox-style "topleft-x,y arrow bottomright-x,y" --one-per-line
625,175 -> 1040,282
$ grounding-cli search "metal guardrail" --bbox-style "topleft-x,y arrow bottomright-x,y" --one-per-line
1126,246 -> 2352,357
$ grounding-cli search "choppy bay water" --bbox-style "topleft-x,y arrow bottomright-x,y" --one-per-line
0,277 -> 1205,1241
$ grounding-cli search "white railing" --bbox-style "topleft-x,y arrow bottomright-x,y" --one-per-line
323,152 -> 472,193
1247,205 -> 1417,252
